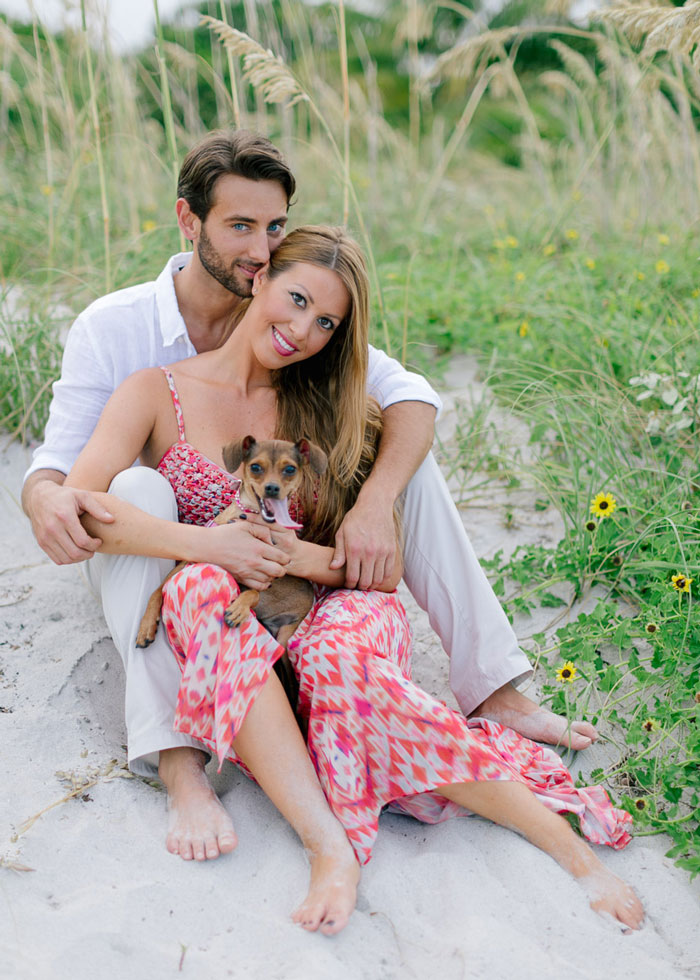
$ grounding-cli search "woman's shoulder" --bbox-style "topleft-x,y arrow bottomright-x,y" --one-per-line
111,366 -> 170,409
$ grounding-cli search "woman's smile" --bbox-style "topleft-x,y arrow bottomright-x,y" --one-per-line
271,325 -> 299,356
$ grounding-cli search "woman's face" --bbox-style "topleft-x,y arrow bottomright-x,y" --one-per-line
249,261 -> 350,369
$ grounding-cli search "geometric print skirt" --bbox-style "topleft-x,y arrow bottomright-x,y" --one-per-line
162,563 -> 632,866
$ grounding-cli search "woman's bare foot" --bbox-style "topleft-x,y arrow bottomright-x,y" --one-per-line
292,845 -> 360,937
159,747 -> 238,861
580,866 -> 645,932
474,683 -> 598,750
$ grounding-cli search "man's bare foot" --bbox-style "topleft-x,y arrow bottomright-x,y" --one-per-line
474,682 -> 598,750
158,747 -> 238,861
291,845 -> 360,937
580,866 -> 645,932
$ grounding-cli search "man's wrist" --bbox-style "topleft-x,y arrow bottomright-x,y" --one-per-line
356,473 -> 400,509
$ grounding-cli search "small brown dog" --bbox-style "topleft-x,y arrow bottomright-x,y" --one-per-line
135,436 -> 327,703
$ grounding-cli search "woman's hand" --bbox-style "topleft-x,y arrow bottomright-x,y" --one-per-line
203,520 -> 291,591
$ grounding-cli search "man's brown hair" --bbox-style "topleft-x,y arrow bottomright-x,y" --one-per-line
177,130 -> 296,219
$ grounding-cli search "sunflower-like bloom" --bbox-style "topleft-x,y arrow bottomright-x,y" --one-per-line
590,492 -> 617,518
671,573 -> 693,593
645,622 -> 658,635
556,661 -> 577,683
642,718 -> 660,733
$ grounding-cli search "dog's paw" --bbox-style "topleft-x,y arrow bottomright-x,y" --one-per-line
224,601 -> 247,628
135,620 -> 159,648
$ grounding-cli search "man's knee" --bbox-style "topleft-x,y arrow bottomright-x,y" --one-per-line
109,468 -> 177,520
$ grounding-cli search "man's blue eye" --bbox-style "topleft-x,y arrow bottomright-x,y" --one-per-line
233,223 -> 248,231
250,463 -> 263,473
268,222 -> 283,233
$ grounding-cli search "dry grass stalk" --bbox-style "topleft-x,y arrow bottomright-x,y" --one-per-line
14,759 -> 133,839
0,856 -> 35,874
598,1 -> 700,69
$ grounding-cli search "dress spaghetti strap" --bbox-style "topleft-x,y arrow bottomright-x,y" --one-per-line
160,367 -> 187,442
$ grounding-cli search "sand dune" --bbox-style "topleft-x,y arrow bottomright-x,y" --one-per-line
1,361 -> 698,979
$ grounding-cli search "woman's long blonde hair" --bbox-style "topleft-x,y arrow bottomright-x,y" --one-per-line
243,225 -> 380,545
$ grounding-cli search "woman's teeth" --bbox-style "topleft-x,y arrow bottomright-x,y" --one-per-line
273,327 -> 295,353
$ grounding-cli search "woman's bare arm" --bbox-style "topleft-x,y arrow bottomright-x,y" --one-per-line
275,529 -> 402,592
80,493 -> 290,591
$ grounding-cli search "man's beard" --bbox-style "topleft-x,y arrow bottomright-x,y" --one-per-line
197,223 -> 255,298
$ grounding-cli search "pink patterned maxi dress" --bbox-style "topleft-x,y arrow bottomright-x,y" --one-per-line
156,368 -> 632,866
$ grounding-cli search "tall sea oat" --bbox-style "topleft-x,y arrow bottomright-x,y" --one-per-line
202,17 -> 309,109
598,1 -> 700,70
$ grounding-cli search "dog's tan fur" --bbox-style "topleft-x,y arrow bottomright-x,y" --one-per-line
135,436 -> 327,702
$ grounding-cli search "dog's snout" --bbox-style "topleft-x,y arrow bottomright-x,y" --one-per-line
264,483 -> 280,498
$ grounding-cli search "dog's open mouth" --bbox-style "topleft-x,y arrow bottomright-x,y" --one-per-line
256,494 -> 303,529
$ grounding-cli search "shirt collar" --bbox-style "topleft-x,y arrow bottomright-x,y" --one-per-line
156,252 -> 193,348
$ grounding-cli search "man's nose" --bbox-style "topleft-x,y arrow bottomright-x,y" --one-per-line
248,229 -> 271,264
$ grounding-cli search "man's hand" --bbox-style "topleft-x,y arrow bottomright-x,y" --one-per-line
330,493 -> 397,590
26,479 -> 115,565
207,518 -> 290,591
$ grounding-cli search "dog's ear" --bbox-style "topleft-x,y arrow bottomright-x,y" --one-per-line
295,438 -> 328,476
222,435 -> 256,473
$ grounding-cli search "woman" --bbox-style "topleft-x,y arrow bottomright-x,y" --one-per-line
66,226 -> 643,935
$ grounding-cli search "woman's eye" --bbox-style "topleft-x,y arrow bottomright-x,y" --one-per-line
318,317 -> 334,331
290,291 -> 306,308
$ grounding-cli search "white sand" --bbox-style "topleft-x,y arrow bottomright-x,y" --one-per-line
1,359 -> 698,980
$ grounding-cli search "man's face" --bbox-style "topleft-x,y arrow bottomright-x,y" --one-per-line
195,174 -> 289,298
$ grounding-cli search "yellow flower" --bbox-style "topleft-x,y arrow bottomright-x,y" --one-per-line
505,235 -> 519,248
671,573 -> 693,593
565,228 -> 579,241
655,259 -> 670,274
642,718 -> 660,733
692,288 -> 700,299
493,239 -> 505,250
141,219 -> 157,233
572,189 -> 583,202
585,258 -> 596,270
556,661 -> 577,683
515,271 -> 526,283
635,270 -> 645,281
518,320 -> 530,338
40,184 -> 53,196
657,233 -> 670,245
644,622 -> 658,635
543,243 -> 556,256
590,492 -> 617,518
385,272 -> 399,280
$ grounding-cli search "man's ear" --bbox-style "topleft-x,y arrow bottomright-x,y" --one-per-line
176,198 -> 200,243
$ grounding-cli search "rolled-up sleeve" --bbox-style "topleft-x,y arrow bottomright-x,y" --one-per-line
24,313 -> 114,480
367,345 -> 442,418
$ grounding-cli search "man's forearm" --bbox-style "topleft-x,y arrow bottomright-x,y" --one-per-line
360,401 -> 436,504
21,468 -> 67,519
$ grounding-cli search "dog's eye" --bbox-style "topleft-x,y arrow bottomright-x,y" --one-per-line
250,463 -> 263,474
283,465 -> 297,476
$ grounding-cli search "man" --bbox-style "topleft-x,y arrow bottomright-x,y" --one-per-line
23,130 -> 596,862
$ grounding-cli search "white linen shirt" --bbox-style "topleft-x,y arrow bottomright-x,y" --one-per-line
26,253 -> 442,480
